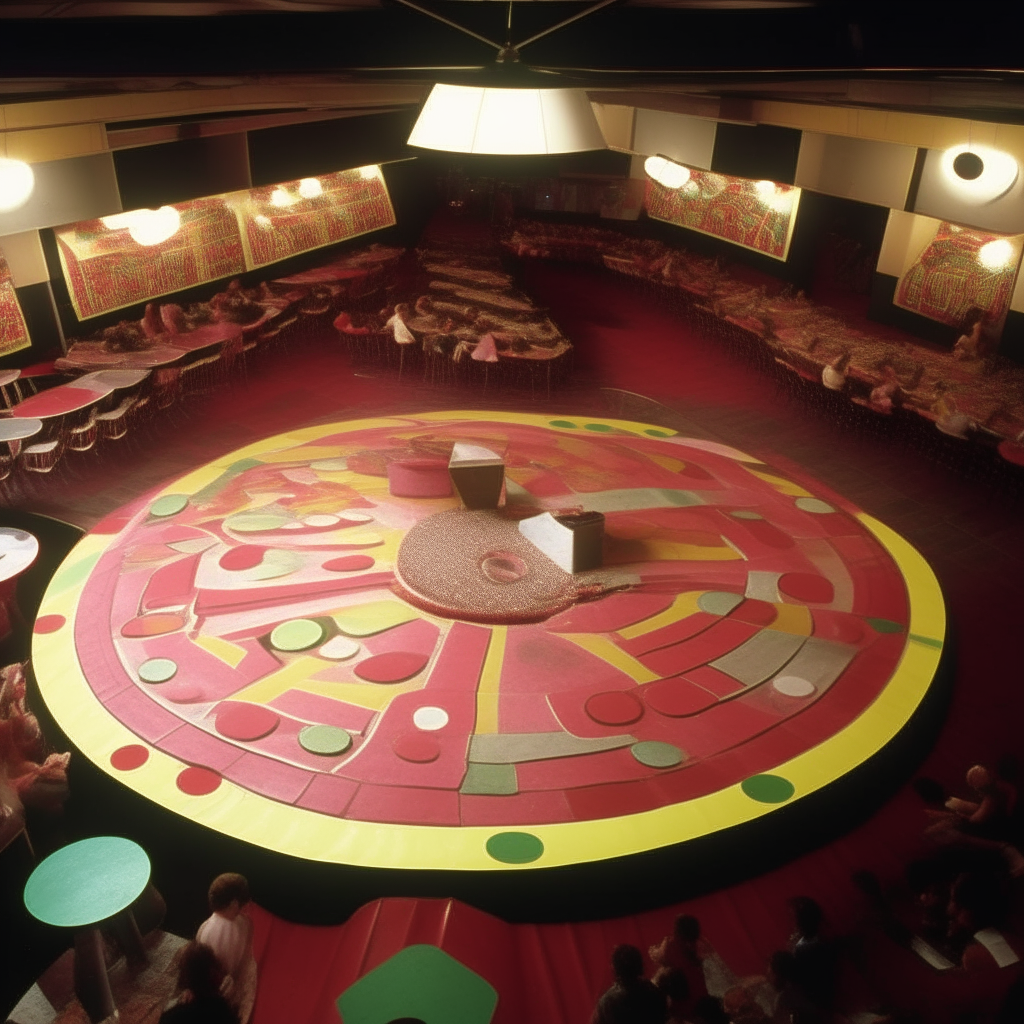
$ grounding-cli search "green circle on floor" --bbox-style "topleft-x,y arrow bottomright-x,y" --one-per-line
631,740 -> 684,768
299,724 -> 352,756
867,618 -> 904,634
549,420 -> 576,429
584,422 -> 614,432
741,773 -> 796,803
731,510 -> 763,520
138,658 -> 177,683
226,513 -> 291,533
271,618 -> 325,652
645,428 -> 671,437
150,494 -> 188,517
485,831 -> 544,864
795,497 -> 836,514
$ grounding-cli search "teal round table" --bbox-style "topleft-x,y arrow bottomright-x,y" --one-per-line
24,837 -> 153,1023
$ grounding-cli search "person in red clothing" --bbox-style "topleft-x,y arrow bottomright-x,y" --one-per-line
592,944 -> 667,1024
650,914 -> 711,1016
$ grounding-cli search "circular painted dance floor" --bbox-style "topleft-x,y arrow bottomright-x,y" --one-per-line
34,411 -> 944,873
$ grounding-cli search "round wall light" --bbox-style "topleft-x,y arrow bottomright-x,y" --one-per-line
644,155 -> 691,190
977,237 -> 1016,270
940,145 -> 1018,203
0,158 -> 35,213
100,207 -> 181,246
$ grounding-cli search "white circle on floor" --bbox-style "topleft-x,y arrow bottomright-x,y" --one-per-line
319,636 -> 361,660
342,512 -> 374,523
304,514 -> 340,527
413,706 -> 449,731
773,675 -> 815,697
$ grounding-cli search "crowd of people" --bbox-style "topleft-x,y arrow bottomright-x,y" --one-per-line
591,760 -> 1024,1024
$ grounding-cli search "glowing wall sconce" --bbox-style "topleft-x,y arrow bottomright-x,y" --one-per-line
644,155 -> 691,190
100,206 -> 181,246
754,179 -> 796,214
297,178 -> 323,199
940,145 -> 1019,203
0,158 -> 35,213
977,237 -> 1016,270
408,83 -> 606,156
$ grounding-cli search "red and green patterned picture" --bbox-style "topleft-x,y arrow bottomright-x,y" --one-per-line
645,172 -> 801,261
895,220 -> 1022,329
0,252 -> 31,357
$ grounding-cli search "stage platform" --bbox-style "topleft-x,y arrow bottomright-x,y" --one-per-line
32,411 -> 946,920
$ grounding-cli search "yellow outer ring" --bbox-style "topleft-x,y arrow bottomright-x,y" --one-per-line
32,412 -> 945,872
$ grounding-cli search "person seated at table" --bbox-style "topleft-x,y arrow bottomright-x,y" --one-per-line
952,307 -> 992,361
161,941 -> 238,1024
196,873 -> 257,1023
651,914 -> 711,1011
945,764 -> 1017,841
591,944 -> 667,1024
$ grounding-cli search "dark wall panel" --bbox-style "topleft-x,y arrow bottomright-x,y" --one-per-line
0,282 -> 63,370
248,109 -> 419,187
113,133 -> 251,210
712,123 -> 802,185
868,273 -> 960,348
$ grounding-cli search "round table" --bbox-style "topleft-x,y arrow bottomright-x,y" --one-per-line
0,417 -> 42,458
24,836 -> 152,1023
0,527 -> 38,641
12,384 -> 112,420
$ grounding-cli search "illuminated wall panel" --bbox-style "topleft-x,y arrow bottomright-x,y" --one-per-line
645,171 -> 801,261
0,254 -> 31,357
914,145 -> 1024,234
633,109 -> 716,170
894,220 -> 1023,329
796,132 -> 917,211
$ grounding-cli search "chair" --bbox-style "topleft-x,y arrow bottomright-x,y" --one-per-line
96,398 -> 135,441
66,410 -> 98,452
22,439 -> 63,473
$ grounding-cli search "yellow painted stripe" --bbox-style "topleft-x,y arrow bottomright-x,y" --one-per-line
475,625 -> 507,734
195,634 -> 248,669
769,602 -> 813,636
559,633 -> 659,684
746,467 -> 813,497
618,591 -> 705,639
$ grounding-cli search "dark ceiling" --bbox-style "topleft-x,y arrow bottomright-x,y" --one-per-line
2,1 -> 1024,123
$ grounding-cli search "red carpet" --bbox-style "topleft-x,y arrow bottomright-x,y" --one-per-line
11,258 -> 1024,1023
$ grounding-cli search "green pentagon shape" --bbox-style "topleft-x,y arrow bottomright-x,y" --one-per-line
336,944 -> 497,1024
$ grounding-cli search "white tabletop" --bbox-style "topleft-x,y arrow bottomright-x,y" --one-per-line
0,528 -> 38,584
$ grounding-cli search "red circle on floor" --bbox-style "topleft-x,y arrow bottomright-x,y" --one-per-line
177,766 -> 222,796
355,651 -> 430,684
219,545 -> 267,571
778,573 -> 835,604
110,744 -> 149,770
393,733 -> 441,763
215,702 -> 280,741
121,613 -> 187,637
585,690 -> 644,726
323,554 -> 375,573
642,679 -> 717,718
34,614 -> 66,634
730,599 -> 778,627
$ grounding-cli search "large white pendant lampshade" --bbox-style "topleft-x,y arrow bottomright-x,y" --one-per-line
408,81 -> 607,156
